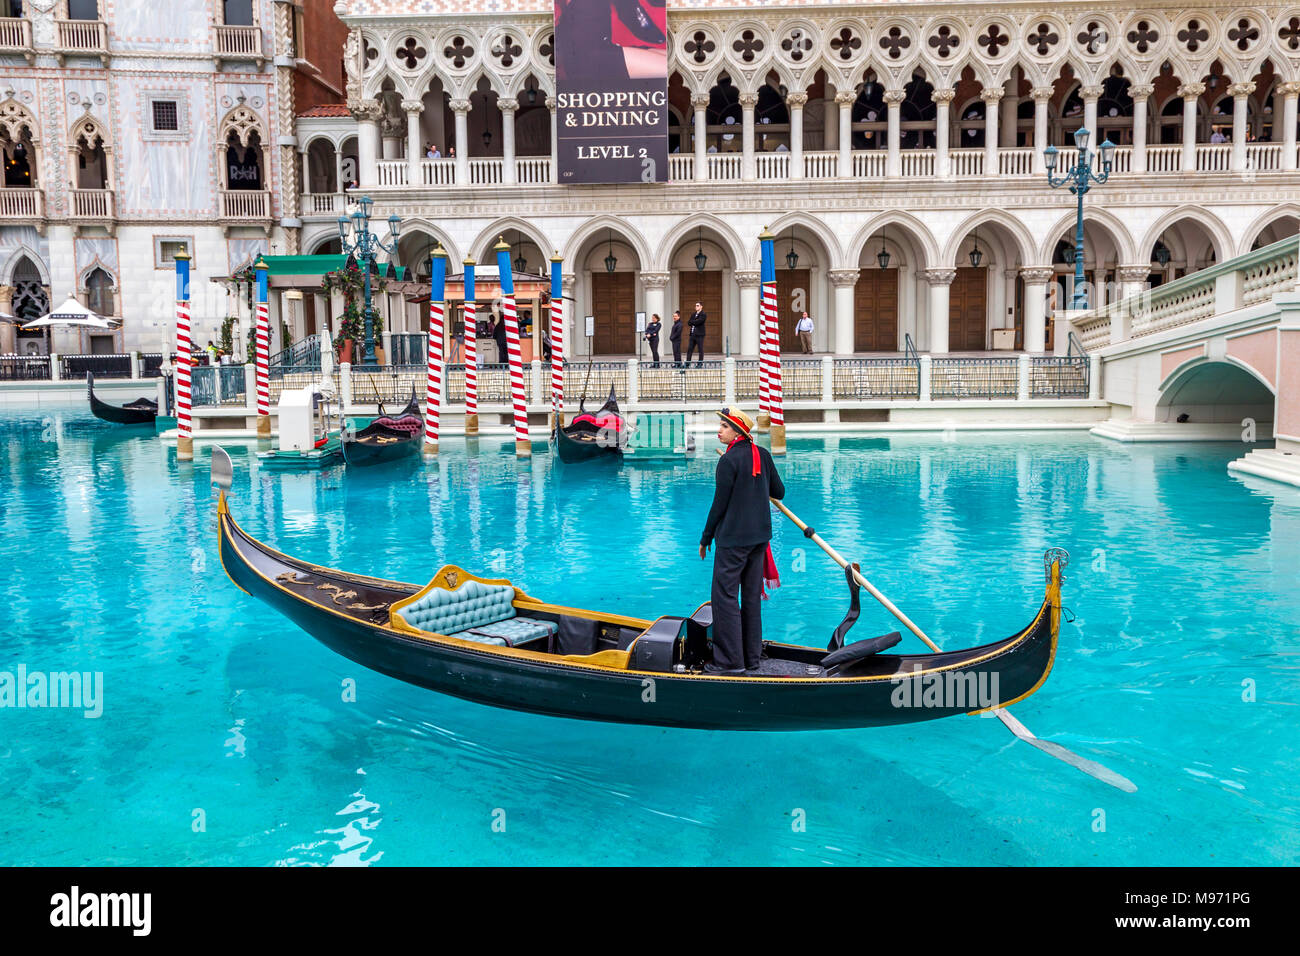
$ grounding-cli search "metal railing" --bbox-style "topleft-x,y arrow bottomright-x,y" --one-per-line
268,365 -> 341,406
190,364 -> 249,406
269,336 -> 321,368
1030,333 -> 1090,398
387,332 -> 425,366
564,362 -> 628,404
779,357 -> 823,400
833,357 -> 920,399
60,354 -> 130,379
0,354 -> 51,380
140,353 -> 179,378
930,357 -> 1019,399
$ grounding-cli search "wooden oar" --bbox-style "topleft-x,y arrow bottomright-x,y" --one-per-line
770,497 -> 1137,793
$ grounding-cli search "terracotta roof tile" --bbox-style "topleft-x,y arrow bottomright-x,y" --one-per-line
298,104 -> 351,117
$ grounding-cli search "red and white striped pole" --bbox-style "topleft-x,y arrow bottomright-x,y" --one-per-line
254,256 -> 271,439
494,237 -> 530,457
423,245 -> 448,455
757,232 -> 771,430
759,228 -> 786,454
174,250 -> 193,460
463,257 -> 478,436
548,251 -> 564,428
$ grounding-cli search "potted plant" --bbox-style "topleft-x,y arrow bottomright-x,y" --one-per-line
321,260 -> 386,365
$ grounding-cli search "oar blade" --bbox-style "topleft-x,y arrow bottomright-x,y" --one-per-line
994,709 -> 1137,793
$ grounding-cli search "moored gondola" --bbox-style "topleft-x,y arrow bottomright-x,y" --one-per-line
212,447 -> 1062,731
553,385 -> 627,463
87,371 -> 158,426
341,388 -> 422,467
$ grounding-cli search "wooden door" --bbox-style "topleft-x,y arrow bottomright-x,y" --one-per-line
678,270 -> 721,348
854,268 -> 898,351
949,267 -> 988,351
303,294 -> 316,337
592,271 -> 634,355
774,268 -> 811,353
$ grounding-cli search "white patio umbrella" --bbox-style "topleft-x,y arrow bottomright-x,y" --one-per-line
21,296 -> 118,329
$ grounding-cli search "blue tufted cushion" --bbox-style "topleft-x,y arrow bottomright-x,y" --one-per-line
396,579 -> 517,635
451,617 -> 558,647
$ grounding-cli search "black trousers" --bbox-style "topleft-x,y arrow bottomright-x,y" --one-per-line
686,334 -> 705,363
671,338 -> 682,364
647,339 -> 659,364
710,542 -> 767,671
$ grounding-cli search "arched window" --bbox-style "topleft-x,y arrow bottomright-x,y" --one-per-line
85,267 -> 114,317
755,84 -> 789,151
223,0 -> 253,26
0,98 -> 38,188
219,104 -> 267,190
1159,97 -> 1184,144
900,73 -> 935,149
74,126 -> 108,189
957,98 -> 985,148
1097,76 -> 1134,145
851,78 -> 885,150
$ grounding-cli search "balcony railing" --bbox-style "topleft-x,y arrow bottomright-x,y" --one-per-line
754,152 -> 788,180
0,188 -> 44,220
0,16 -> 32,55
997,148 -> 1034,176
1195,143 -> 1232,173
515,157 -> 550,184
1244,143 -> 1281,172
706,153 -> 741,179
376,160 -> 407,186
1144,145 -> 1181,173
804,150 -> 838,178
220,189 -> 270,220
469,158 -> 502,185
213,25 -> 263,64
853,150 -> 885,177
421,158 -> 455,185
303,192 -> 342,215
55,19 -> 108,59
68,188 -> 113,219
669,155 -> 693,180
948,148 -> 984,178
899,150 -> 932,177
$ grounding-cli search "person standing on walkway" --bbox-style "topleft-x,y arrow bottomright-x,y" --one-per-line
699,407 -> 785,675
669,310 -> 683,366
687,301 -> 706,366
644,313 -> 661,366
492,312 -> 508,365
796,311 -> 814,354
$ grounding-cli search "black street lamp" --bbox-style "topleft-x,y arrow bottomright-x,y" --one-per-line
786,227 -> 799,270
604,230 -> 617,273
1153,241 -> 1171,266
1044,126 -> 1114,310
336,195 -> 401,366
969,229 -> 983,268
694,227 -> 707,272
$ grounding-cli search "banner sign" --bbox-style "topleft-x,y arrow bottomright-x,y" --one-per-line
554,0 -> 668,185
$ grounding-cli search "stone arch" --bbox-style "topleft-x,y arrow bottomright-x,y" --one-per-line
393,218 -> 461,267
504,69 -> 553,101
1156,357 -> 1275,424
943,209 -> 1038,267
0,247 -> 50,286
1137,206 -> 1233,267
304,228 -> 343,255
563,216 -> 653,272
1038,206 -> 1138,264
1239,204 -> 1300,256
846,210 -> 939,271
653,213 -> 748,273
361,67 -> 409,101
469,216 -> 553,265
755,213 -> 842,270
454,63 -> 505,101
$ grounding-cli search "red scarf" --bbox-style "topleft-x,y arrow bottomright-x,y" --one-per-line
726,436 -> 781,598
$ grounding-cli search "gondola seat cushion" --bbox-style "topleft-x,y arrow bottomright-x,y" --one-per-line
394,579 -> 557,646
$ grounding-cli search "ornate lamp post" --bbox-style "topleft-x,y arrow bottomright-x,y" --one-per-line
1044,127 -> 1115,311
336,195 -> 401,366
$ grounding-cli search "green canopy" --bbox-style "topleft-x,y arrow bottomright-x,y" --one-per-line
255,255 -> 410,282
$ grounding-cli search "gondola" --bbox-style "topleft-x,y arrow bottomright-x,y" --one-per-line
553,385 -> 627,463
212,447 -> 1062,731
341,388 -> 422,467
86,371 -> 158,426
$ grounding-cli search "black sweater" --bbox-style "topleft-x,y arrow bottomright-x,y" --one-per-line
701,440 -> 786,548
688,310 -> 706,336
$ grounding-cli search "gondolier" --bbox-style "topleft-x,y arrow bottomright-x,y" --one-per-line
699,407 -> 785,675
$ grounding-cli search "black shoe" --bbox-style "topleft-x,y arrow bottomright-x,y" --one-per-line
703,664 -> 744,676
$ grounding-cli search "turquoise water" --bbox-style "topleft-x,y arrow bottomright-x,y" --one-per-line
1,407 -> 1298,866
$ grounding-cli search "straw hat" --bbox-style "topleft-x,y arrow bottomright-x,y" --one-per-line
718,406 -> 755,438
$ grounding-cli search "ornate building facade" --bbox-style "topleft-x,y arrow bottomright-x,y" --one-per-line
287,1 -> 1300,359
0,0 -> 343,355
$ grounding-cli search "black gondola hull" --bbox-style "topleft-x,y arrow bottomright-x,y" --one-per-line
87,372 -> 157,426
340,431 -> 421,466
218,503 -> 1059,731
553,424 -> 622,463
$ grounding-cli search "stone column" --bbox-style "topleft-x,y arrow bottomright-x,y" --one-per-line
402,99 -> 423,187
1081,85 -> 1102,142
1019,267 -> 1054,353
300,148 -> 311,196
450,98 -> 471,185
734,270 -> 760,356
829,269 -> 858,355
933,88 -> 954,178
0,285 -> 14,353
981,87 -> 1004,175
740,91 -> 758,181
1130,84 -> 1153,173
836,90 -> 855,178
786,92 -> 806,179
546,96 -> 558,184
692,93 -> 709,182
1281,83 -> 1300,172
499,99 -> 518,185
1230,82 -> 1255,172
640,272 -> 669,343
334,147 -> 344,192
1031,86 -> 1053,173
923,269 -> 955,354
354,99 -> 381,188
1000,73 -> 1019,148
884,89 -> 905,177
1178,82 -> 1205,173
381,115 -> 402,162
